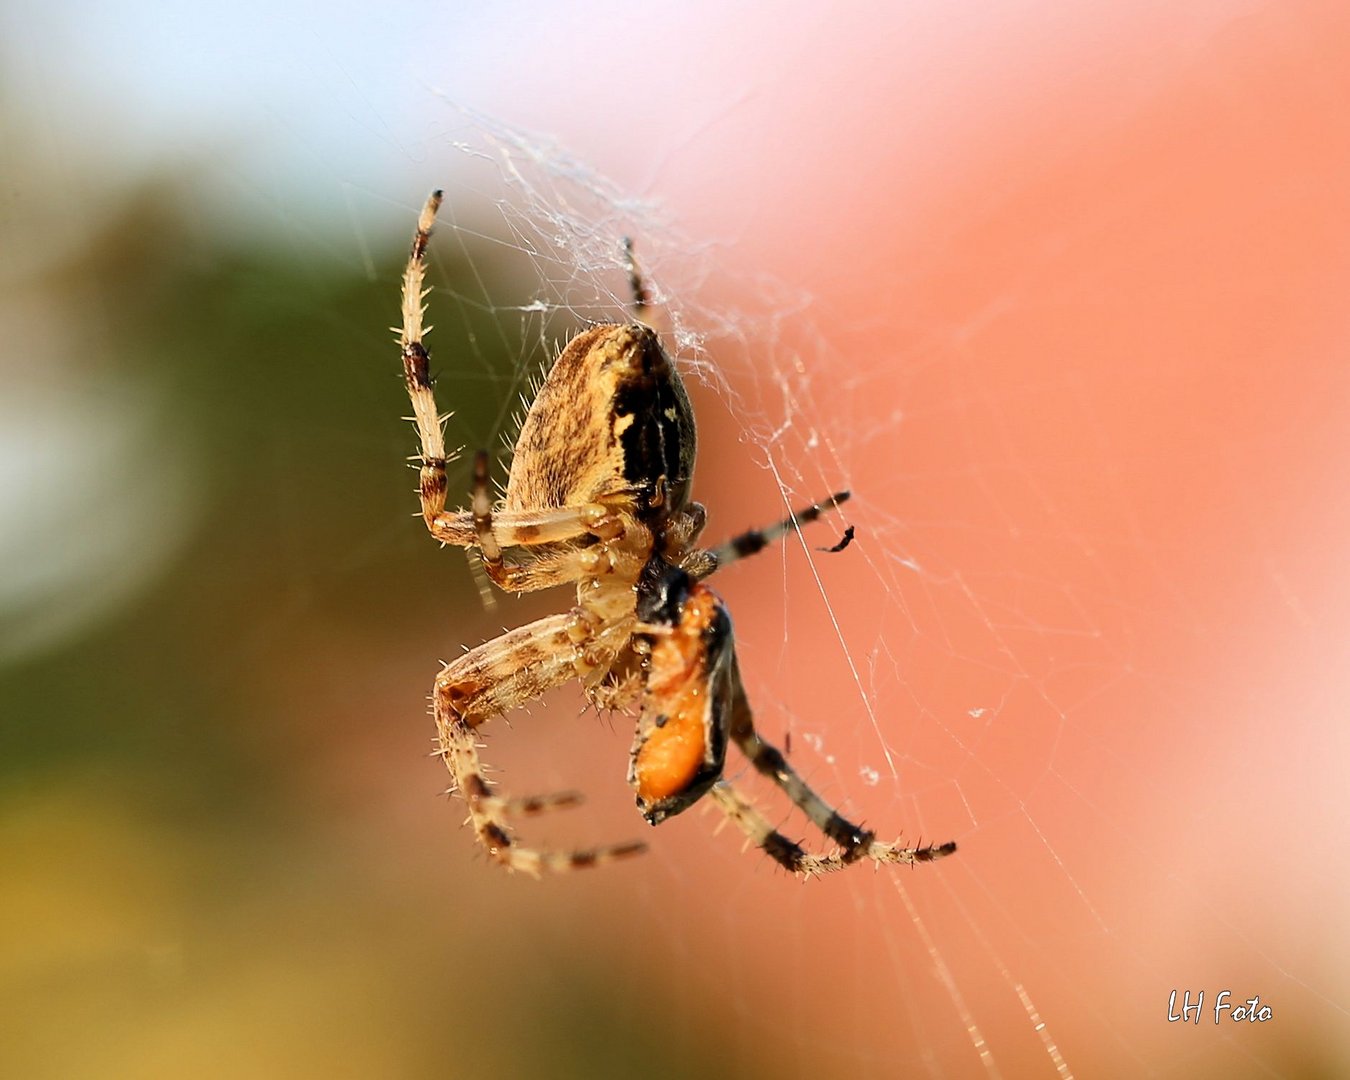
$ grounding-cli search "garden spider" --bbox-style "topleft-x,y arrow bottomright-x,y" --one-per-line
398,191 -> 956,878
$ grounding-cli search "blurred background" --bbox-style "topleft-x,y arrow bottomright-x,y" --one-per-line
4,2 -> 1350,1077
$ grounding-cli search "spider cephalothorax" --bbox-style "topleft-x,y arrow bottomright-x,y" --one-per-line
397,190 -> 956,877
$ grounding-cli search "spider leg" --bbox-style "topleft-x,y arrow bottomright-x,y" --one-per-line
707,781 -> 957,879
633,571 -> 955,876
683,490 -> 852,579
398,192 -> 639,574
721,656 -> 880,862
622,236 -> 650,316
399,192 -> 580,559
471,449 -> 504,568
423,504 -> 626,549
434,611 -> 646,875
712,586 -> 955,874
451,451 -> 648,592
399,191 -> 454,530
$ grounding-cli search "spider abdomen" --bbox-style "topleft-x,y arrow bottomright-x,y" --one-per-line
506,323 -> 695,514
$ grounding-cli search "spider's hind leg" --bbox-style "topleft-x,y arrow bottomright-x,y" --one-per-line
713,612 -> 956,876
708,781 -> 957,879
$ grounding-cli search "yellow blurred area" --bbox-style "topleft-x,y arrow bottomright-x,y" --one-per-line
1,778 -> 501,1077
5,4 -> 1350,1077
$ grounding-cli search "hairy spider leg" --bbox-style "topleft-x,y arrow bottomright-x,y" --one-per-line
399,192 -> 652,590
708,781 -> 957,879
716,641 -> 957,872
399,190 -> 453,528
434,611 -> 647,875
634,566 -> 956,878
470,449 -> 504,567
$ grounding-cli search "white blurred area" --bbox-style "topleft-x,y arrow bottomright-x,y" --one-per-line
0,122 -> 199,661
0,354 -> 197,665
0,1 -> 523,255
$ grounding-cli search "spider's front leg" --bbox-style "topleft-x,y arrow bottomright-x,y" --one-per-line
679,490 -> 852,581
417,485 -> 644,593
399,192 -> 646,593
399,190 -> 454,528
434,611 -> 646,876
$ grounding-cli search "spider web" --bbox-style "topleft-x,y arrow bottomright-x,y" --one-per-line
403,108 -> 1072,1077
4,4 -> 1349,1078
377,95 -> 1350,1077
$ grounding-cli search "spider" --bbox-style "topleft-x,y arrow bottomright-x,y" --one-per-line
398,190 -> 956,878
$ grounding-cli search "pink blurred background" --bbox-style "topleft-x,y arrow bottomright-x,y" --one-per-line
4,2 -> 1349,1076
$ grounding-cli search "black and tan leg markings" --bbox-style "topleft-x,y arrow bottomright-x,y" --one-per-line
679,491 -> 853,580
434,612 -> 647,875
716,624 -> 954,876
708,782 -> 957,879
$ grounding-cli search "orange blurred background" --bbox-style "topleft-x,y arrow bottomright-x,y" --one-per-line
3,3 -> 1349,1077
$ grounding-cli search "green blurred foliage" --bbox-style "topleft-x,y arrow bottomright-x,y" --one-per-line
0,177 -> 742,1080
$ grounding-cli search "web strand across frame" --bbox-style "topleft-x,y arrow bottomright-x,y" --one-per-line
390,110 -> 1169,1078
